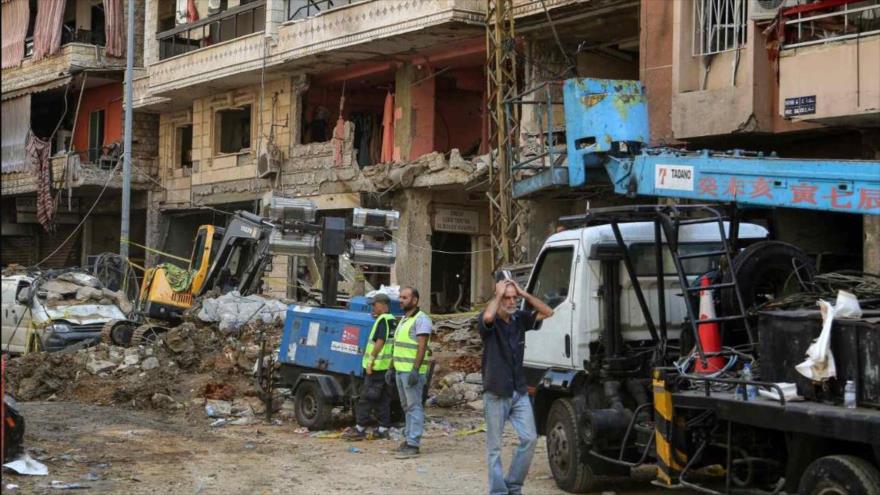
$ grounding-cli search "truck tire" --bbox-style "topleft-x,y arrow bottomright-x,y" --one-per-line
294,381 -> 331,430
546,398 -> 595,493
799,455 -> 880,495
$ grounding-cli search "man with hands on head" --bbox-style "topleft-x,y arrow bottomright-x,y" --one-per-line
480,277 -> 554,495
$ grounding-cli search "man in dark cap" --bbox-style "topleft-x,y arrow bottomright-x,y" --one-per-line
344,293 -> 396,440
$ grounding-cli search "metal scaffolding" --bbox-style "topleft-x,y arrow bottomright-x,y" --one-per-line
485,0 -> 523,270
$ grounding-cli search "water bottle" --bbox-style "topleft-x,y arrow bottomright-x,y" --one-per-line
735,363 -> 750,400
844,380 -> 857,409
742,363 -> 757,401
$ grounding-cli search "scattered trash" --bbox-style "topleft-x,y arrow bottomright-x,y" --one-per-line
82,472 -> 100,481
455,423 -> 487,437
758,382 -> 804,402
796,291 -> 862,381
210,419 -> 230,427
244,442 -> 256,450
348,447 -> 363,454
6,484 -> 20,490
311,431 -> 343,439
293,427 -> 309,434
49,480 -> 88,490
205,400 -> 233,418
3,455 -> 49,476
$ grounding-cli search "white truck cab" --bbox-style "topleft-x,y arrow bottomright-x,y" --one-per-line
1,274 -> 127,354
523,221 -> 768,371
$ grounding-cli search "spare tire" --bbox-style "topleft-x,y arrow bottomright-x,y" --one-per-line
722,240 -> 816,317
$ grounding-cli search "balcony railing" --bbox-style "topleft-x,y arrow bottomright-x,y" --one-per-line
287,0 -> 359,21
158,0 -> 266,60
782,0 -> 880,49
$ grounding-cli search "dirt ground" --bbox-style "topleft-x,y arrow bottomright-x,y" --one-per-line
5,401 -> 663,495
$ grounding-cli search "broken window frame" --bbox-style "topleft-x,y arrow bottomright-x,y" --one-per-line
87,108 -> 105,164
175,123 -> 194,168
692,0 -> 748,56
214,105 -> 253,156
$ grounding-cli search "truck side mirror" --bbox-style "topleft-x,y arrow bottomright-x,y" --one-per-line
16,287 -> 31,303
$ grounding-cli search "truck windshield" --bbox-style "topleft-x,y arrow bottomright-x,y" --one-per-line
527,247 -> 574,309
630,243 -> 723,276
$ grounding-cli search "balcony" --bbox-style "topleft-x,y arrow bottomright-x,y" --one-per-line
157,1 -> 267,60
778,0 -> 880,125
134,0 -> 485,109
1,43 -> 126,96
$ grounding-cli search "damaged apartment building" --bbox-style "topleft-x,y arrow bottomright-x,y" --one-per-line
128,0 -> 878,311
1,0 -> 156,268
132,0 -> 608,311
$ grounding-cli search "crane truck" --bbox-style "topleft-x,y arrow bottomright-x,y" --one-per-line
515,78 -> 880,494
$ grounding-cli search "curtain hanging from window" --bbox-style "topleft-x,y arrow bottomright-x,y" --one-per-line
1,95 -> 32,174
1,0 -> 29,69
32,0 -> 67,61
27,131 -> 56,232
103,0 -> 125,58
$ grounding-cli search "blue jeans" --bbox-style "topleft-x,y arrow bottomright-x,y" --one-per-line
395,370 -> 426,448
484,391 -> 538,495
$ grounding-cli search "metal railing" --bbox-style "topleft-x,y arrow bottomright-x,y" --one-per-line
157,0 -> 266,60
692,0 -> 748,56
287,0 -> 359,21
782,0 -> 880,49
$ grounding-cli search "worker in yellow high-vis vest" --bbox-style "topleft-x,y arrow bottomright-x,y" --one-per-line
343,293 -> 396,441
388,286 -> 432,459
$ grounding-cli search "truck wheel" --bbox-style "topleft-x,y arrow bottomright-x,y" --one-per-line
799,455 -> 880,495
546,398 -> 595,493
294,381 -> 331,430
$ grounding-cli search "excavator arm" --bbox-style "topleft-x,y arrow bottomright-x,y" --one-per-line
196,210 -> 277,297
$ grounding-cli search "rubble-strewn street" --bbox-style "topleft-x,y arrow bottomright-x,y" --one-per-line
8,401 -> 662,495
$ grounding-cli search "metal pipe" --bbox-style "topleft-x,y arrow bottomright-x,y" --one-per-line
120,0 -> 135,260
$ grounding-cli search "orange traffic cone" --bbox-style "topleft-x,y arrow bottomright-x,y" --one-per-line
695,275 -> 725,373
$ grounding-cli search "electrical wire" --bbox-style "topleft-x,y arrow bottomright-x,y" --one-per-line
35,162 -> 120,267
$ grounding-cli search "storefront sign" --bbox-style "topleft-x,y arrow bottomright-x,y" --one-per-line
434,207 -> 479,234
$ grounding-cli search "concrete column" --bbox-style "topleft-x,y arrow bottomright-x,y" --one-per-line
265,0 -> 286,39
80,217 -> 93,267
144,190 -> 162,268
864,136 -> 880,274
391,189 -> 432,307
394,63 -> 435,162
143,0 -> 159,67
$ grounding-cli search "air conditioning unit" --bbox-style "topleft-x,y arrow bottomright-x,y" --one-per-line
749,0 -> 802,21
257,141 -> 282,178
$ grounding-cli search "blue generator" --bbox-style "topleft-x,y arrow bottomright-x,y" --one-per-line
277,296 -> 405,429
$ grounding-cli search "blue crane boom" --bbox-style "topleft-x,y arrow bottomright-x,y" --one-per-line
519,78 -> 880,215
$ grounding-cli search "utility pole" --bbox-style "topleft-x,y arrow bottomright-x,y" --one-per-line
486,0 -> 522,271
120,0 -> 135,259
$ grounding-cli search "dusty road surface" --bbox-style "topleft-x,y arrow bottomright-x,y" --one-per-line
5,401 -> 663,495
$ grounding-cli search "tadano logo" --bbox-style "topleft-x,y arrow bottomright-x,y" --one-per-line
655,164 -> 695,191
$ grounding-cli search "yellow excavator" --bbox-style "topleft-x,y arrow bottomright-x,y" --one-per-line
101,210 -> 279,346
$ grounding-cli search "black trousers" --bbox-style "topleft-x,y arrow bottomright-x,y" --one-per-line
356,369 -> 391,428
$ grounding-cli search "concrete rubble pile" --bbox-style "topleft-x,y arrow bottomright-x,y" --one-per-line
432,371 -> 484,410
5,320 -> 282,418
360,149 -> 485,191
40,271 -> 132,314
432,312 -> 482,353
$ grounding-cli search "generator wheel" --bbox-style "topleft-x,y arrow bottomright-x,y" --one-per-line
294,381 -> 331,430
100,320 -> 137,347
546,398 -> 595,493
799,455 -> 880,495
131,325 -> 167,347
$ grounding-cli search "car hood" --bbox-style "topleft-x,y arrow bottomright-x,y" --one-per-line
43,304 -> 126,324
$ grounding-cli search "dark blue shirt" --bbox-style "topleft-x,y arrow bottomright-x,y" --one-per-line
478,309 -> 537,397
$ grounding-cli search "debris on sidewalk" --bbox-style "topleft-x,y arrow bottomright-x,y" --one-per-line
196,291 -> 288,332
3,455 -> 49,476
